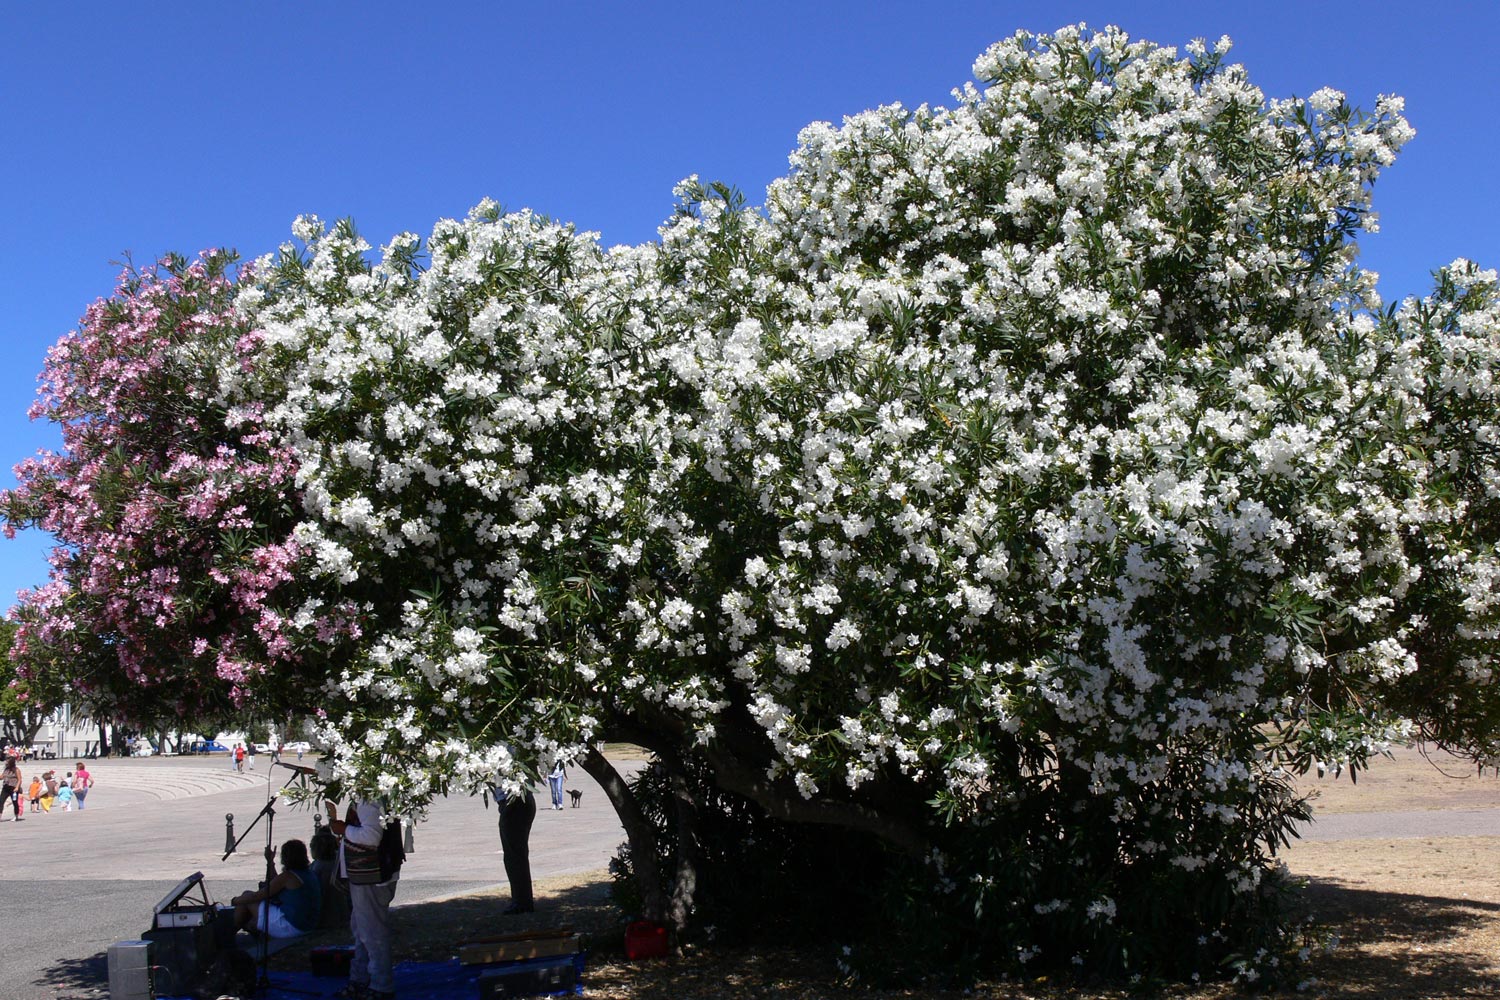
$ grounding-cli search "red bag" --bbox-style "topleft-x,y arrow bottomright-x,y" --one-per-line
623,920 -> 668,960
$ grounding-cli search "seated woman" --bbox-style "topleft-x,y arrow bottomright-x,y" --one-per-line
231,839 -> 322,939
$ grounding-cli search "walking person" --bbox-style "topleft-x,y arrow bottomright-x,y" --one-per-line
1,754 -> 22,822
55,779 -> 75,812
234,744 -> 246,773
27,775 -> 41,814
325,796 -> 404,1000
547,761 -> 566,811
39,770 -> 57,812
72,761 -> 92,810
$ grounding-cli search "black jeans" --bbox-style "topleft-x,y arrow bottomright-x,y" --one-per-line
498,790 -> 536,907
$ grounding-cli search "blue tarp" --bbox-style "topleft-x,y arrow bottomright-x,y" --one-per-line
158,953 -> 585,999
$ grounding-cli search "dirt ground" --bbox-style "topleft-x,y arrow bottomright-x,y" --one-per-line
273,745 -> 1500,998
1274,746 -> 1500,998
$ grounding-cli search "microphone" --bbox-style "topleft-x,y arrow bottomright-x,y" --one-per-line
275,761 -> 319,777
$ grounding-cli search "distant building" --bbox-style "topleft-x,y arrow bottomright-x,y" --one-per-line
31,704 -> 100,758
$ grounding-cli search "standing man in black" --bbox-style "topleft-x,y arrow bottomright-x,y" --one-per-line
495,784 -> 536,914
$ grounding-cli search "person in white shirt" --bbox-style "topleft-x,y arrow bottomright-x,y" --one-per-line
325,797 -> 401,1000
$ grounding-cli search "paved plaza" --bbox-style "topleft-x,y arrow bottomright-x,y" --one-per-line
1,753 -> 642,999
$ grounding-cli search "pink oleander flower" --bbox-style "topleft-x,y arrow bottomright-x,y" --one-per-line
1,251 -> 355,719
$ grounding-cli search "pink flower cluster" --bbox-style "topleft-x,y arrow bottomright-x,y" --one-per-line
2,252 -> 354,715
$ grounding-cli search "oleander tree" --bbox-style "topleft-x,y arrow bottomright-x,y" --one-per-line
0,251 -> 359,726
9,24 -> 1500,982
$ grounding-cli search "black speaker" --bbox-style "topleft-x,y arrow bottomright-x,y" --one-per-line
143,922 -> 216,995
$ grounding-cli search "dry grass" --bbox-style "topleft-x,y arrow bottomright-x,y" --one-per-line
268,746 -> 1500,998
1294,745 -> 1500,815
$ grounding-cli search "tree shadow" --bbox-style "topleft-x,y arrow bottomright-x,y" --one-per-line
264,879 -> 625,972
37,878 -> 1500,998
1298,877 -> 1500,997
36,950 -> 109,998
374,879 -> 624,964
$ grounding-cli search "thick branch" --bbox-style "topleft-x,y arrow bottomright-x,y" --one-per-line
578,746 -> 666,922
657,749 -> 703,936
626,704 -> 929,857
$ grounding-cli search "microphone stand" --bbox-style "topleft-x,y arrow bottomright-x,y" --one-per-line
223,763 -> 319,996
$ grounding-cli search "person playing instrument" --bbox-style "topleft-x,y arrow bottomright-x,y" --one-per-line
325,796 -> 403,1000
230,839 -> 323,939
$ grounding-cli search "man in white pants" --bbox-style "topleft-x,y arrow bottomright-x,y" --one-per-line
325,797 -> 401,1000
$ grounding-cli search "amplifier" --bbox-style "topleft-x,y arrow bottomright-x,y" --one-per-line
154,904 -> 215,929
107,940 -> 152,1000
143,923 -> 216,996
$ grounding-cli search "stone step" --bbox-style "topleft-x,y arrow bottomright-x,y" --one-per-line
36,764 -> 265,801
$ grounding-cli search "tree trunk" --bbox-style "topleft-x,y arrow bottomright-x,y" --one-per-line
578,747 -> 667,922
629,703 -> 929,856
664,758 -> 703,937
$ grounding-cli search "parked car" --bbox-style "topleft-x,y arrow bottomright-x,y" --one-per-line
130,742 -> 156,757
252,743 -> 272,754
187,739 -> 229,754
282,741 -> 312,754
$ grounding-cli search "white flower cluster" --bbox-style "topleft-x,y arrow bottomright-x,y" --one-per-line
221,27 -> 1498,935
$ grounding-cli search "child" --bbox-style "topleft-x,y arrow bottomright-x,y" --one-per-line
55,779 -> 74,811
27,775 -> 41,813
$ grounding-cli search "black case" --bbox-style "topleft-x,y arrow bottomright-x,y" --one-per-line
476,953 -> 581,998
309,944 -> 355,977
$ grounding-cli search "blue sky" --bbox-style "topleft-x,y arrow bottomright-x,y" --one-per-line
2,2 -> 1497,611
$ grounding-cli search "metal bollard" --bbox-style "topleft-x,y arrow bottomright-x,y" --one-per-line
225,813 -> 235,855
403,818 -> 415,855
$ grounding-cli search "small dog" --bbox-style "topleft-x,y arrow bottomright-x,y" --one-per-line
567,788 -> 583,808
